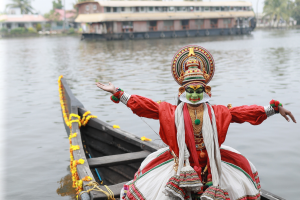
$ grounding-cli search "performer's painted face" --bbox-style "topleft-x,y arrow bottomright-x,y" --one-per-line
185,85 -> 204,103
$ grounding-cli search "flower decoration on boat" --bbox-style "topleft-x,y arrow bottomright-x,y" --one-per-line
113,125 -> 120,129
82,176 -> 93,182
58,76 -> 99,198
141,136 -> 152,141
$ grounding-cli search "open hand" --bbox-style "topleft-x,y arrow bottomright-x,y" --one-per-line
279,106 -> 296,123
95,82 -> 116,94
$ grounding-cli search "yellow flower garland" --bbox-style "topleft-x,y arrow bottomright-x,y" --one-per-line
58,75 -> 98,198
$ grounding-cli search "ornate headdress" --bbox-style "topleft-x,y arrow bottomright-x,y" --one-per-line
171,45 -> 215,97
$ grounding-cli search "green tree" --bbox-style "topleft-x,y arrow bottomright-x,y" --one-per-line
36,23 -> 42,31
44,0 -> 63,28
263,0 -> 291,27
52,0 -> 63,9
6,0 -> 34,14
292,0 -> 300,25
44,10 -> 60,22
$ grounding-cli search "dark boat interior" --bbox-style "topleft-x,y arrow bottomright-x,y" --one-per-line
78,107 -> 157,186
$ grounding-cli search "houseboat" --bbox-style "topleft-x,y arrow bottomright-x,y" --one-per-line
75,1 -> 256,40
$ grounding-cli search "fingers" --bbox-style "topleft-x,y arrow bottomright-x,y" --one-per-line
287,111 -> 297,123
282,113 -> 290,122
95,82 -> 105,89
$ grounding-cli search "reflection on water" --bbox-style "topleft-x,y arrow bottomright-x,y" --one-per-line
2,29 -> 300,200
56,166 -> 76,200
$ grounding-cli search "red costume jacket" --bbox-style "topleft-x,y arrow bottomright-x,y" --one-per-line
127,95 -> 267,156
126,95 -> 267,181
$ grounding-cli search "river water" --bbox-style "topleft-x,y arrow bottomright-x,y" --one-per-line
1,29 -> 300,200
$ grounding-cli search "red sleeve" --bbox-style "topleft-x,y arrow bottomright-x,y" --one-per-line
212,105 -> 232,146
230,105 -> 267,125
126,95 -> 159,119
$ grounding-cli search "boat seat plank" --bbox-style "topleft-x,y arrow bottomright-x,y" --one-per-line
88,150 -> 150,168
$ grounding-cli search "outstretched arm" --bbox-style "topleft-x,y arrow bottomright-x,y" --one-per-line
96,81 -> 160,119
229,103 -> 296,125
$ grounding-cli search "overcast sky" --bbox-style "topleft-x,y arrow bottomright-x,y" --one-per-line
0,0 -> 265,15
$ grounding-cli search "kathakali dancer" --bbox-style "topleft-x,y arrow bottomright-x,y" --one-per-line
96,45 -> 296,200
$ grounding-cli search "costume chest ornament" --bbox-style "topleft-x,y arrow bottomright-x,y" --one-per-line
187,104 -> 206,152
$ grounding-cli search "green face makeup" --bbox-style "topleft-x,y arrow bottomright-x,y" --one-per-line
185,86 -> 204,103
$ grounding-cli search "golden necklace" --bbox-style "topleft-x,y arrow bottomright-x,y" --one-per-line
187,104 -> 205,151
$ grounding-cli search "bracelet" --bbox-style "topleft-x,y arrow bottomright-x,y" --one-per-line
110,88 -> 124,104
270,99 -> 282,113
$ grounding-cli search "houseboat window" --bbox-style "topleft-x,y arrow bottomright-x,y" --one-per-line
223,19 -> 231,28
123,21 -> 133,26
121,7 -> 125,12
162,7 -> 168,12
176,7 -> 181,11
195,19 -> 204,29
182,7 -> 187,11
155,7 -> 160,12
210,19 -> 218,28
18,23 -> 25,27
149,21 -> 157,26
164,20 -> 173,26
204,7 -> 209,11
169,7 -> 174,12
85,5 -> 90,11
113,7 -> 118,12
93,5 -> 97,10
149,21 -> 157,31
106,7 -> 111,12
215,7 -> 220,11
6,23 -> 12,29
181,20 -> 189,29
148,7 -> 154,12
230,7 -> 234,11
164,20 -> 174,30
189,7 -> 194,12
141,7 -> 145,12
135,7 -> 139,12
122,21 -> 133,32
195,7 -> 200,11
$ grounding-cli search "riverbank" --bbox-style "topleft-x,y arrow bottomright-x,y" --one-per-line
256,25 -> 300,29
0,27 -> 80,38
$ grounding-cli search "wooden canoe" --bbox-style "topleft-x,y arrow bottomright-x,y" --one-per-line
59,77 -> 285,200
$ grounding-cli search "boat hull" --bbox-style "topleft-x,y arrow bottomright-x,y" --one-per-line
81,27 -> 253,40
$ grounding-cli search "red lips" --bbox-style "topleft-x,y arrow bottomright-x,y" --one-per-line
189,98 -> 200,101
